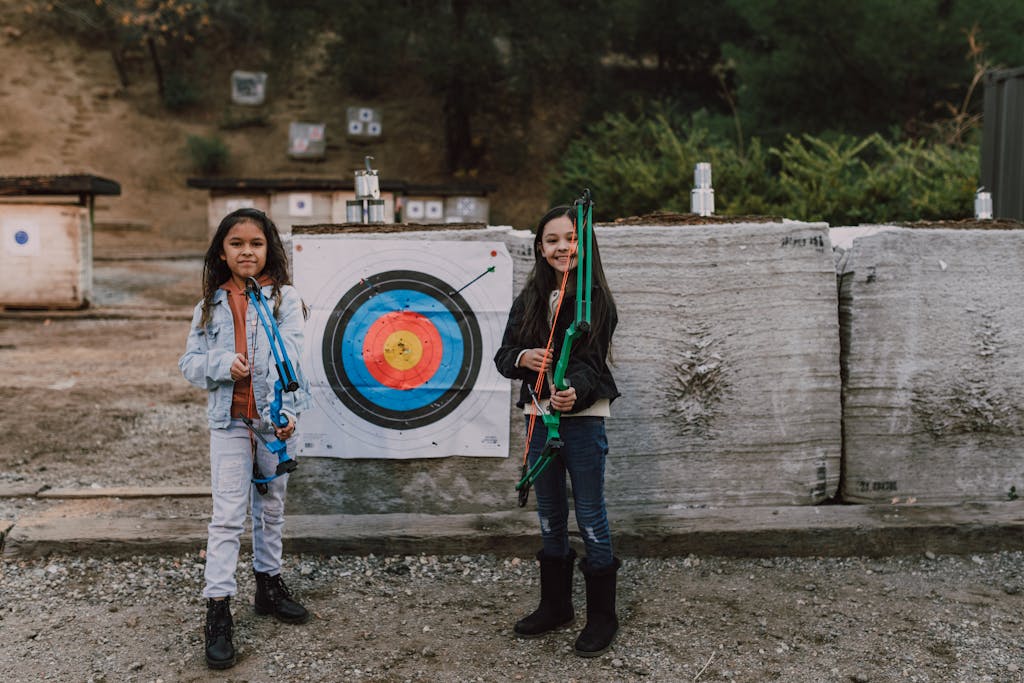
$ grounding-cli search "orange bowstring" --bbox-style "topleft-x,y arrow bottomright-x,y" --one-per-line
521,249 -> 575,466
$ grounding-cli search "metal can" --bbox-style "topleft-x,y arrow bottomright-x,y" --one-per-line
346,200 -> 364,223
691,188 -> 714,216
367,199 -> 385,224
694,162 -> 712,189
974,188 -> 993,220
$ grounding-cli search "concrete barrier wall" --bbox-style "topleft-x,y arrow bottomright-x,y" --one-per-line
835,226 -> 1024,503
595,221 -> 841,507
286,220 -> 844,514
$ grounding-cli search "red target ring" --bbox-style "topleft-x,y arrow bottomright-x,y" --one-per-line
362,310 -> 443,390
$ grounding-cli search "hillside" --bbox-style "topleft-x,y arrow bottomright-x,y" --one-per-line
0,6 -> 572,256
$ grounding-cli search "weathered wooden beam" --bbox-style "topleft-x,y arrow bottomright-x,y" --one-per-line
0,174 -> 121,197
37,486 -> 210,499
5,502 -> 1022,560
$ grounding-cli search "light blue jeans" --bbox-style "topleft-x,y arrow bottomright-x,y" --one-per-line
526,416 -> 614,569
203,419 -> 290,599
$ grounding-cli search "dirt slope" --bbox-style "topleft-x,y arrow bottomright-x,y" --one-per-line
0,6 -> 566,258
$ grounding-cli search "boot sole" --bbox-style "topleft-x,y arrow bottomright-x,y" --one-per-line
574,643 -> 613,658
254,605 -> 311,624
513,616 -> 575,638
206,655 -> 236,670
574,631 -> 617,658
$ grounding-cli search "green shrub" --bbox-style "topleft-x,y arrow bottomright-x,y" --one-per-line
552,104 -> 979,224
186,135 -> 229,175
772,134 -> 978,224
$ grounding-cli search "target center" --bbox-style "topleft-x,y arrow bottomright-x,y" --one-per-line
383,330 -> 423,370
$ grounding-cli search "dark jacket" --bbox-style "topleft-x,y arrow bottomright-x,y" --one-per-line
494,288 -> 619,412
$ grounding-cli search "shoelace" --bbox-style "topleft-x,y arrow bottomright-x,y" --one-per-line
269,575 -> 293,598
207,602 -> 232,636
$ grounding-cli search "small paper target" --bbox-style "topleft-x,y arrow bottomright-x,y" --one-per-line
347,120 -> 364,135
425,201 -> 444,219
289,193 -> 313,217
3,223 -> 40,255
405,200 -> 425,220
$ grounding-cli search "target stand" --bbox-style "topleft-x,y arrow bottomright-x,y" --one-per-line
293,237 -> 512,459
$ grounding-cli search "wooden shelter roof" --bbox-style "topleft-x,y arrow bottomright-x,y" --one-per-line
186,177 -> 495,196
0,175 -> 121,197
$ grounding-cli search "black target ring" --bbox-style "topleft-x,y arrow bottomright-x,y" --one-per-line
321,270 -> 483,429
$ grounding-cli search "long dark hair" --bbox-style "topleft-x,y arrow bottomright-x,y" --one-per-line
519,205 -> 616,346
198,208 -> 290,327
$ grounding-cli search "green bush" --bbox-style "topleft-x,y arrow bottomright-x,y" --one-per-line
186,135 -> 229,175
772,134 -> 978,224
552,105 -> 979,224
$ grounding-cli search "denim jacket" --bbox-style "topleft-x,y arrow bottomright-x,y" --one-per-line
179,284 -> 310,430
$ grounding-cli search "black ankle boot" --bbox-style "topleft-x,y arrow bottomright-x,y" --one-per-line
514,548 -> 576,637
574,556 -> 621,657
204,597 -> 236,670
254,570 -> 310,624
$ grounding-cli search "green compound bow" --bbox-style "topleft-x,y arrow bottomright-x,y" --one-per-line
517,189 -> 594,507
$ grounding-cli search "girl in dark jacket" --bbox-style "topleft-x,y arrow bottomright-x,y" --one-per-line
494,205 -> 621,657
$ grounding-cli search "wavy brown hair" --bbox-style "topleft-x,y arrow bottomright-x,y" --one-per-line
198,208 -> 291,328
519,204 -> 615,347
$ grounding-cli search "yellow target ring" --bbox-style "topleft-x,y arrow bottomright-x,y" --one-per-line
382,330 -> 424,371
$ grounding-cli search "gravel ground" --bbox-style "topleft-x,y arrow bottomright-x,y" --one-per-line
2,549 -> 1023,682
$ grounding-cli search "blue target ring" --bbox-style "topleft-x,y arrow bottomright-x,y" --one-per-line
340,290 -> 463,411
322,270 -> 482,429
14,230 -> 29,245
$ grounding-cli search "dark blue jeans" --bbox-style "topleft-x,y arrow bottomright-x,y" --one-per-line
525,416 -> 614,569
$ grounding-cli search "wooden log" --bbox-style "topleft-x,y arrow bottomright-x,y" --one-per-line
0,483 -> 47,498
837,226 -> 1024,503
4,502 -> 1022,559
38,486 -> 210,499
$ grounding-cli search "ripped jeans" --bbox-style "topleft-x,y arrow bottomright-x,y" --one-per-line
203,419 -> 290,598
525,416 -> 613,569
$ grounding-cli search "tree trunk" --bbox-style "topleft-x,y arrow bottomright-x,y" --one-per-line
147,36 -> 165,98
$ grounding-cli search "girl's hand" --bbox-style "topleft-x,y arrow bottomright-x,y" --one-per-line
274,415 -> 296,440
549,386 -> 576,412
229,353 -> 250,381
519,348 -> 551,372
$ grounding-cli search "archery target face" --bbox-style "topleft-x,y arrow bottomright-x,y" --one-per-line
293,237 -> 512,459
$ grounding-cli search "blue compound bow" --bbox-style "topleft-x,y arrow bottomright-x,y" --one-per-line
516,189 -> 594,507
242,277 -> 299,494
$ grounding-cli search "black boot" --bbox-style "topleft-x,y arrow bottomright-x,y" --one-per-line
574,556 -> 621,657
514,548 -> 576,637
204,597 -> 236,670
254,570 -> 310,624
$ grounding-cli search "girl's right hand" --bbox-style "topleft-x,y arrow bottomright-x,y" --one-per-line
229,353 -> 250,381
518,348 -> 551,372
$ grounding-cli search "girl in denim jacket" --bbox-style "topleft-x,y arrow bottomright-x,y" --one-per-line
494,205 -> 621,658
179,208 -> 310,670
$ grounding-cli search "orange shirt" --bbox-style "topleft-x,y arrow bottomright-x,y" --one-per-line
219,276 -> 273,420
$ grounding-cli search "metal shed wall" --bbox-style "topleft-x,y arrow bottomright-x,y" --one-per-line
981,66 -> 1024,220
